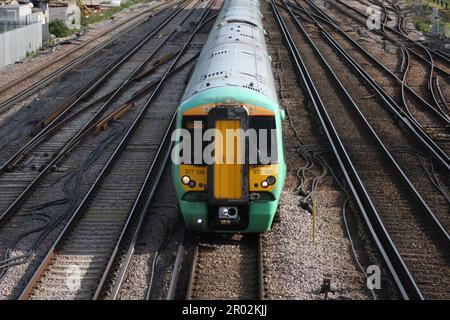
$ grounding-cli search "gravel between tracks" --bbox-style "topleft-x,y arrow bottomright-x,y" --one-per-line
115,169 -> 181,300
260,0 -> 395,300
118,0 -> 398,300
0,0 -> 205,298
0,1 -> 162,87
0,0 -> 168,123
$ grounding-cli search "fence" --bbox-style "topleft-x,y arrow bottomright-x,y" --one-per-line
0,19 -> 41,33
0,21 -> 42,68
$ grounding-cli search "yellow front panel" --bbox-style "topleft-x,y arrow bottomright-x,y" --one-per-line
214,120 -> 242,200
249,165 -> 278,192
179,165 -> 207,192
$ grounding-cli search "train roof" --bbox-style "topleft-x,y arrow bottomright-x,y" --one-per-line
181,0 -> 278,109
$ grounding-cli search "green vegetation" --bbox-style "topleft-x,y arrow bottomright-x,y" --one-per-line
405,0 -> 450,36
81,1 -> 146,27
25,44 -> 44,59
26,50 -> 40,58
49,19 -> 75,38
48,1 -> 150,37
413,16 -> 432,33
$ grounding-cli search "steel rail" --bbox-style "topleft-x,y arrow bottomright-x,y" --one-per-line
2,52 -> 197,176
271,0 -> 422,299
292,0 -> 450,170
185,233 -> 263,300
166,229 -> 189,300
433,76 -> 449,112
30,50 -> 181,136
0,0 -> 199,227
95,115 -> 175,300
437,49 -> 450,59
324,0 -> 450,77
18,0 -> 214,297
0,0 -> 192,175
6,52 -> 188,156
185,237 -> 200,300
369,0 -> 406,34
400,45 -> 416,121
18,93 -> 175,300
95,3 -> 216,300
258,233 -> 264,300
342,0 -> 450,64
370,0 -> 387,33
0,0 -> 180,98
395,3 -> 407,35
426,52 -> 449,120
335,0 -> 450,69
289,1 -> 450,124
32,52 -> 199,143
287,0 -> 449,245
305,0 -> 450,95
0,1 -> 183,114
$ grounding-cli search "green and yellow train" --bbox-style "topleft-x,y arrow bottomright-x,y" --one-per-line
172,0 -> 286,232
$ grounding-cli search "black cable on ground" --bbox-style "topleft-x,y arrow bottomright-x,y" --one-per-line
0,121 -> 125,279
272,36 -> 377,299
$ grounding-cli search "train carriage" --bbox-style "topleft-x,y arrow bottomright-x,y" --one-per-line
172,0 -> 286,232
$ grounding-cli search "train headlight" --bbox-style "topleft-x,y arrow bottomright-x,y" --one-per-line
261,180 -> 269,188
181,175 -> 191,185
267,176 -> 276,185
188,180 -> 196,188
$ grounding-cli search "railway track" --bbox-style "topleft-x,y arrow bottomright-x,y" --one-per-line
400,44 -> 450,131
15,1 -> 216,299
387,0 -> 407,35
353,0 -> 450,69
0,0 -> 198,222
288,0 -> 450,169
272,0 -> 450,299
0,0 -> 182,114
0,0 -> 192,164
162,228 -> 264,301
290,0 -> 450,232
19,108 -> 174,299
0,0 -> 216,299
340,0 -> 450,110
366,0 -> 407,35
186,233 -> 263,300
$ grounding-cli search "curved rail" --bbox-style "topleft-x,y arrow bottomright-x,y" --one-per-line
346,0 -> 450,66
273,0 -> 450,299
289,0 -> 450,170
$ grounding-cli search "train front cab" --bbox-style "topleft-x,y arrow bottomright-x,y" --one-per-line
173,103 -> 286,233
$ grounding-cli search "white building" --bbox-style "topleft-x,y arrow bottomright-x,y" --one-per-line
0,3 -> 33,21
0,2 -> 47,68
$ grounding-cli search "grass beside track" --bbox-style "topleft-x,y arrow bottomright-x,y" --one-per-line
405,0 -> 450,36
48,0 -> 151,38
81,0 -> 149,27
